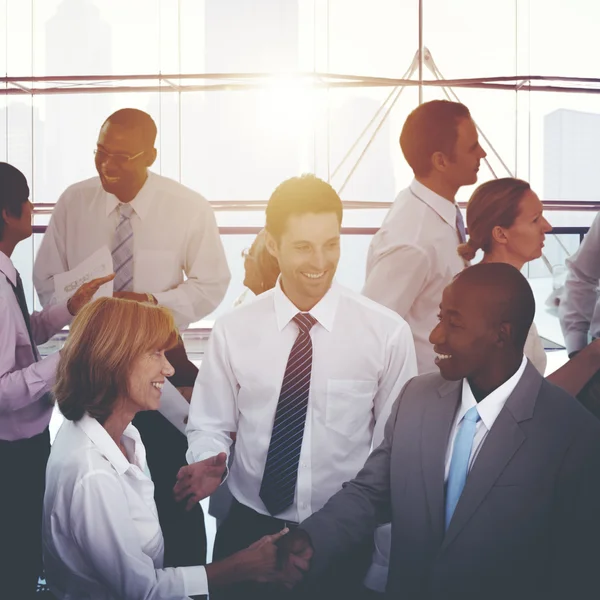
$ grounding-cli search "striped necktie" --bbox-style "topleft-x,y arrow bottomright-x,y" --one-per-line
111,203 -> 135,292
455,204 -> 467,244
259,312 -> 317,516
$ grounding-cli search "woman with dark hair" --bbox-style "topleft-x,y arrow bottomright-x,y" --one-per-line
43,297 -> 297,600
460,177 -> 600,396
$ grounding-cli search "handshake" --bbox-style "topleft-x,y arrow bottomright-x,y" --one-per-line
232,527 -> 315,589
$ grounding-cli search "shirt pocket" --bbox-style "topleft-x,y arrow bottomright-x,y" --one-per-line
325,379 -> 377,437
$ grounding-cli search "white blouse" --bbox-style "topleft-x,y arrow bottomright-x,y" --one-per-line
43,414 -> 208,600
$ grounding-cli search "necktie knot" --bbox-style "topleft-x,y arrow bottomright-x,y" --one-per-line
293,312 -> 317,335
463,405 -> 480,424
119,203 -> 134,220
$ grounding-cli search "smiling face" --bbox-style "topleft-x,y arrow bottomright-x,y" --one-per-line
124,348 -> 174,413
95,122 -> 156,202
266,211 -> 341,311
429,281 -> 501,383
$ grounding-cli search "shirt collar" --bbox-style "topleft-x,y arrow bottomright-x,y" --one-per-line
409,178 -> 458,230
273,277 -> 340,333
458,355 -> 528,431
76,413 -> 146,476
105,171 -> 155,220
0,251 -> 17,287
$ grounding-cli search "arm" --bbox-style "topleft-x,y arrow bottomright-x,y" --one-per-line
550,428 -> 600,599
362,244 -> 430,319
153,202 -> 231,327
33,192 -> 70,308
298,385 -> 405,577
30,273 -> 114,346
0,295 -> 61,413
372,321 -> 417,447
559,213 -> 600,354
546,339 -> 600,396
30,302 -> 72,346
70,470 -> 207,599
185,320 -> 238,464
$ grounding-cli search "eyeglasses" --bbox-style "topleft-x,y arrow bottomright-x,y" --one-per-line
94,147 -> 145,166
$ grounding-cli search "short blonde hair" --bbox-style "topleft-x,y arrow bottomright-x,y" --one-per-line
54,297 -> 178,423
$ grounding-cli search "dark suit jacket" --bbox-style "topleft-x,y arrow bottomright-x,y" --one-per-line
301,360 -> 600,600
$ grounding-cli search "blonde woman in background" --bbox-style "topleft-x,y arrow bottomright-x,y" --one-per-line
459,177 -> 600,398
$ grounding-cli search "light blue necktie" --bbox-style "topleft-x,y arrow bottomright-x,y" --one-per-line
111,203 -> 135,292
445,405 -> 480,530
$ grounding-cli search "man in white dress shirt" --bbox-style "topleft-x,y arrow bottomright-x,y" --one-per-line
33,108 -> 230,570
182,174 -> 417,600
361,100 -> 487,595
559,211 -> 600,418
363,100 -> 486,376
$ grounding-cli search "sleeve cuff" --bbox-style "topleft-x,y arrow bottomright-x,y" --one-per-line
564,331 -> 589,355
181,565 -> 208,597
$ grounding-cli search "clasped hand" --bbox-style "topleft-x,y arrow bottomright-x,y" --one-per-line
238,528 -> 313,589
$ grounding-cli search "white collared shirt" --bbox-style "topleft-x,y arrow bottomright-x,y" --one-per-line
186,280 -> 417,523
33,171 -> 231,329
43,414 -> 208,600
363,179 -> 466,375
559,210 -> 600,354
444,355 -> 528,479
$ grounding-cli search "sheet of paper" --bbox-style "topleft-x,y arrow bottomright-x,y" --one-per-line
53,246 -> 114,302
158,379 -> 190,435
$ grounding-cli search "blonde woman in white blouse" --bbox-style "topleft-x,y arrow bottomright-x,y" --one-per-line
44,297 -> 300,600
459,178 -> 600,395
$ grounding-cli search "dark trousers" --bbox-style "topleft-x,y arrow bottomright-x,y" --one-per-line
212,499 -> 373,600
133,340 -> 206,568
0,429 -> 50,600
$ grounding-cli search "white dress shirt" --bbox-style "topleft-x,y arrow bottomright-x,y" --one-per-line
363,356 -> 528,593
0,251 -> 72,441
444,355 -> 528,479
43,414 -> 207,600
33,171 -> 231,329
559,211 -> 600,354
187,280 -> 417,523
363,179 -> 466,375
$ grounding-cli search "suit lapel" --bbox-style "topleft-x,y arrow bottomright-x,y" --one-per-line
441,361 -> 543,551
422,379 -> 461,542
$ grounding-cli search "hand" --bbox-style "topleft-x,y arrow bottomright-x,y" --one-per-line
67,274 -> 115,315
235,528 -> 291,583
276,528 -> 314,589
113,291 -> 152,303
173,452 -> 227,510
177,386 -> 193,403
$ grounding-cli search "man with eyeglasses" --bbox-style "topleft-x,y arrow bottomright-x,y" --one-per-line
33,108 -> 230,572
